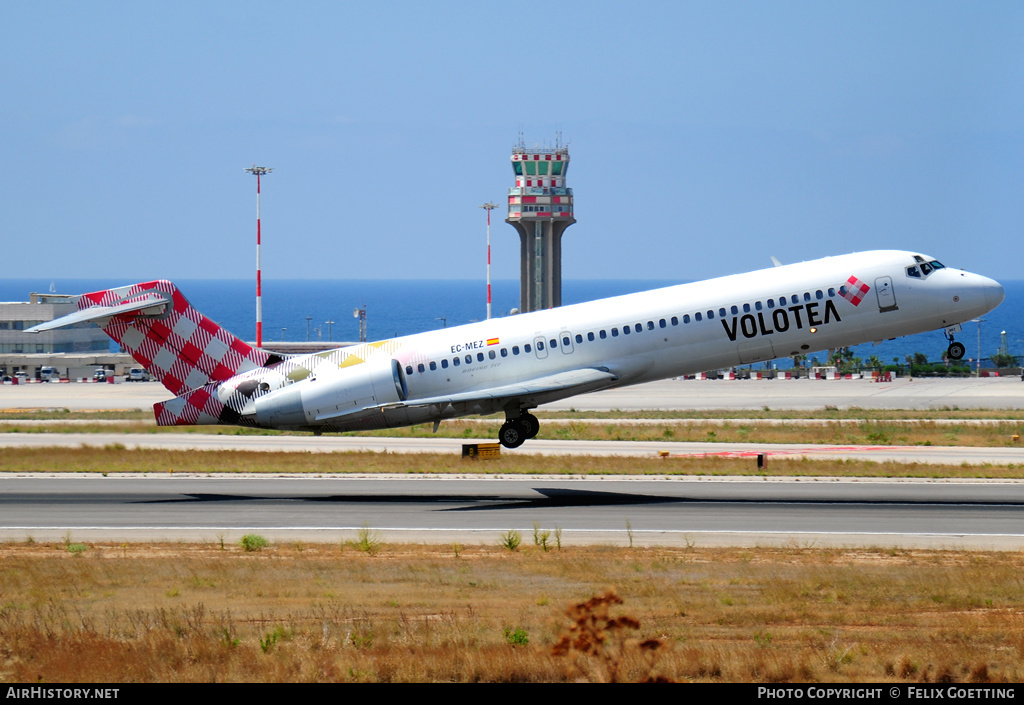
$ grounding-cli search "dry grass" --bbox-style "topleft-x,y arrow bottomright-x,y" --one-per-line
2,542 -> 1023,683
3,416 -> 1024,448
1,446 -> 1023,478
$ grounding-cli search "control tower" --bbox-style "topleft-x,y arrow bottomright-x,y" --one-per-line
506,141 -> 575,312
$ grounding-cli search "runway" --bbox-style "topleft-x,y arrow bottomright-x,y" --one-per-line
3,474 -> 1024,550
3,376 -> 1023,549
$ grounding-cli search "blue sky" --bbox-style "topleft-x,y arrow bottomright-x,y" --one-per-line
2,1 -> 1022,283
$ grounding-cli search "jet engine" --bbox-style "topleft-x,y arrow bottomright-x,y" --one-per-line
251,356 -> 407,429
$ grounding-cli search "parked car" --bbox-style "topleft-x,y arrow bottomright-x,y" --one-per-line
93,368 -> 107,382
40,366 -> 59,382
128,367 -> 149,382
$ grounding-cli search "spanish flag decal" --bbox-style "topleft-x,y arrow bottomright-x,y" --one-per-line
487,338 -> 500,346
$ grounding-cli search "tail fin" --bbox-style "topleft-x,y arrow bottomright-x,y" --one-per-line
76,280 -> 273,394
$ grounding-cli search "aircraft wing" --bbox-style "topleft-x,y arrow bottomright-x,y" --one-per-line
314,367 -> 618,422
25,292 -> 172,333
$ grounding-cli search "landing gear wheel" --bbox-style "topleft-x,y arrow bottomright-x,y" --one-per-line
499,421 -> 526,449
947,342 -> 966,361
520,412 -> 540,439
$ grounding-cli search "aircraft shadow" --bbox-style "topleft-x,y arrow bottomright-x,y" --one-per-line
131,489 -> 1024,512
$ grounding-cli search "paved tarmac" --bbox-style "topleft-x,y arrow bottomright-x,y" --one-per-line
4,474 -> 1024,550
2,376 -> 1023,412
3,377 -> 1024,548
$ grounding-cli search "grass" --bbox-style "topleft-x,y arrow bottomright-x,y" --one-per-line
3,420 -> 1024,449
1,542 -> 1023,682
240,534 -> 269,552
1,445 -> 1023,478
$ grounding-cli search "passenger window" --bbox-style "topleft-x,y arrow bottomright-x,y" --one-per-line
611,328 -> 619,336
599,330 -> 607,339
564,336 -> 572,346
815,290 -> 823,300
647,321 -> 654,330
743,303 -> 751,313
537,341 -> 544,350
719,308 -> 726,318
465,355 -> 472,364
524,343 -> 532,353
767,299 -> 774,309
803,292 -> 811,302
441,359 -> 448,368
670,316 -> 678,325
623,325 -> 631,335
681,315 -> 688,323
695,312 -> 702,321
731,305 -> 738,315
659,319 -> 666,328
828,288 -> 836,297
488,350 -> 495,360
575,334 -> 583,344
477,352 -> 484,362
406,366 -> 413,375
429,361 -> 437,371
453,357 -> 460,367
587,332 -> 595,341
636,323 -> 643,333
417,363 -> 425,373
500,348 -> 508,357
550,339 -> 557,348
707,310 -> 714,319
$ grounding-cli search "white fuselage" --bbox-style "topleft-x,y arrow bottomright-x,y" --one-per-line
238,250 -> 1002,432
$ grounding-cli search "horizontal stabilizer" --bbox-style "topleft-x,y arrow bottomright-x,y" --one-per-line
25,292 -> 171,333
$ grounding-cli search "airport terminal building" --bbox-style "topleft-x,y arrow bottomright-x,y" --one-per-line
0,292 -> 128,379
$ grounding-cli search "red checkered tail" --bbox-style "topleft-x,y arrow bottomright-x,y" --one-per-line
70,281 -> 274,395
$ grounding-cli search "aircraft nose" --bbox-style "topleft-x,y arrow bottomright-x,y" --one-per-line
983,277 -> 1005,312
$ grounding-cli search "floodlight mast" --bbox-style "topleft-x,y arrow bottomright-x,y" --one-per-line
244,165 -> 273,347
480,202 -> 497,320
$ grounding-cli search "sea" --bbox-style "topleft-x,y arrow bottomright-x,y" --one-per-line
3,278 -> 1022,369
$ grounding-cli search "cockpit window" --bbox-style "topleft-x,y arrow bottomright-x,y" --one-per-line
906,260 -> 945,279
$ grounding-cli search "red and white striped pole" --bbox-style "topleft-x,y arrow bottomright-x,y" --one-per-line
245,165 -> 272,347
480,202 -> 496,320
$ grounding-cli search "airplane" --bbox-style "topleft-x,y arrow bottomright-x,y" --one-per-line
29,250 -> 1003,448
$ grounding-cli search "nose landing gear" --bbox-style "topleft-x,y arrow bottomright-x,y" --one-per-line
944,326 -> 966,360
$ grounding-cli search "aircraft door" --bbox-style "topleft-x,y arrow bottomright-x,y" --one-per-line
533,336 -> 548,360
875,276 -> 898,312
559,331 -> 575,355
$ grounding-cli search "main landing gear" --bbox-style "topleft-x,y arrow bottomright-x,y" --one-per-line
945,328 -> 966,360
498,411 -> 540,449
